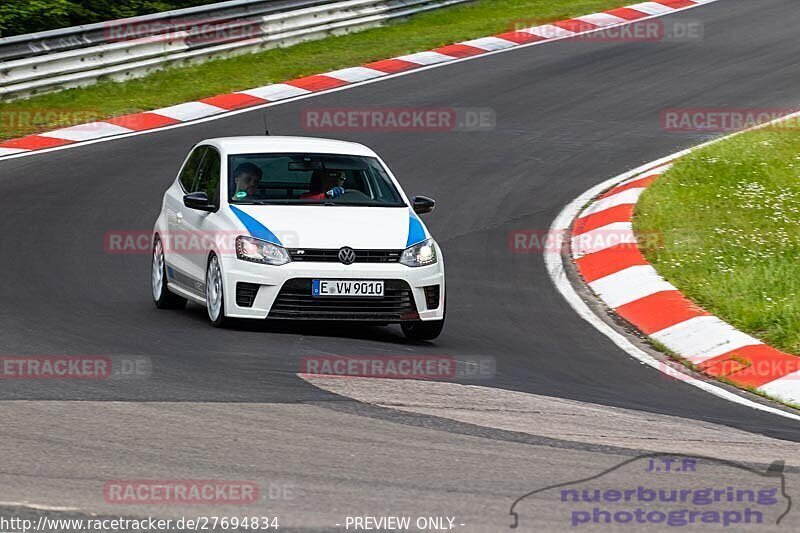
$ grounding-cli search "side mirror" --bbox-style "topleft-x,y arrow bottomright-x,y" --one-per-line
184,191 -> 215,211
412,196 -> 436,215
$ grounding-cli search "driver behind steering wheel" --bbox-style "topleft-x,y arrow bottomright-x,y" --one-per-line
300,170 -> 346,200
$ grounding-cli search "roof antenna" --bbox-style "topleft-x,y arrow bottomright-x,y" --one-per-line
262,112 -> 270,136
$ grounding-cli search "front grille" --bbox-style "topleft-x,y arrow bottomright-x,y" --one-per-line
268,278 -> 419,321
423,285 -> 440,310
288,249 -> 402,263
236,282 -> 260,308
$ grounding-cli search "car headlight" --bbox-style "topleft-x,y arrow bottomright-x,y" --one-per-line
400,238 -> 438,267
236,236 -> 291,265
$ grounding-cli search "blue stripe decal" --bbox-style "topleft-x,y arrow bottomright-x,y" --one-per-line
406,211 -> 427,247
229,205 -> 282,245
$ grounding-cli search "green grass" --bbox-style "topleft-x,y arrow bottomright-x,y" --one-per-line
0,0 -> 625,140
634,127 -> 800,355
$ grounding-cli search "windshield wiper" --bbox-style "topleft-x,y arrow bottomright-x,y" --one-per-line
323,201 -> 406,207
232,200 -> 317,205
233,200 -> 404,207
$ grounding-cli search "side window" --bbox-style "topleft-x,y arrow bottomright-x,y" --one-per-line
178,146 -> 207,192
196,147 -> 221,204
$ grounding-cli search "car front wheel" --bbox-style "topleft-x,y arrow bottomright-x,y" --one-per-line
401,310 -> 445,341
206,253 -> 230,327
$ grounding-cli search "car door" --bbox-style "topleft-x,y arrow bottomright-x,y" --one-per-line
181,145 -> 222,291
164,145 -> 207,296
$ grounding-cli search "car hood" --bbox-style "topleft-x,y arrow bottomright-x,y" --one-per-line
227,204 -> 427,250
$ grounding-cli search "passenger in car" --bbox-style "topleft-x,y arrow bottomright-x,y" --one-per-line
299,170 -> 346,200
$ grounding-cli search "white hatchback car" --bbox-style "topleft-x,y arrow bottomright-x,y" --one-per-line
151,136 -> 445,340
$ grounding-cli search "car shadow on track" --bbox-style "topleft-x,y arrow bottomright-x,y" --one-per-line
179,302 -> 441,346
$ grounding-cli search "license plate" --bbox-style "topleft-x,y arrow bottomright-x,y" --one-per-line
312,279 -> 384,297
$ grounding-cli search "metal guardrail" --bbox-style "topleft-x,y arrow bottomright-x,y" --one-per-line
0,0 -> 471,101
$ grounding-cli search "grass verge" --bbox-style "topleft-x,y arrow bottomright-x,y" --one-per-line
634,127 -> 800,355
0,0 -> 626,140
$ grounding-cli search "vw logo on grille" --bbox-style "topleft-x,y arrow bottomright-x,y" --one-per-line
338,247 -> 356,265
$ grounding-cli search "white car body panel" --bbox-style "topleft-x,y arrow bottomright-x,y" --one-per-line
232,205 -> 414,250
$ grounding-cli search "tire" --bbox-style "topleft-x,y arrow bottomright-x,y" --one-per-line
152,237 -> 187,309
401,302 -> 445,341
401,318 -> 445,341
205,253 -> 230,328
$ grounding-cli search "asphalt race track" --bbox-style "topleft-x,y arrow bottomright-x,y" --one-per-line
1,0 -> 800,530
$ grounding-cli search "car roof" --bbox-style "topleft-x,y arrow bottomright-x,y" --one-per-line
202,136 -> 377,157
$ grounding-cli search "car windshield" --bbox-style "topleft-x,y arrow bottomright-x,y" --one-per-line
228,153 -> 407,207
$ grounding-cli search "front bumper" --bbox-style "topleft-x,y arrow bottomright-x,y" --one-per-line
218,251 -> 445,321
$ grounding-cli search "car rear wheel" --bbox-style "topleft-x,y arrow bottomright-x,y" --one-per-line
152,237 -> 187,309
206,254 -> 230,327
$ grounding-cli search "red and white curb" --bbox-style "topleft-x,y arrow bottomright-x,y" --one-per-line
571,165 -> 800,408
0,0 -> 718,159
